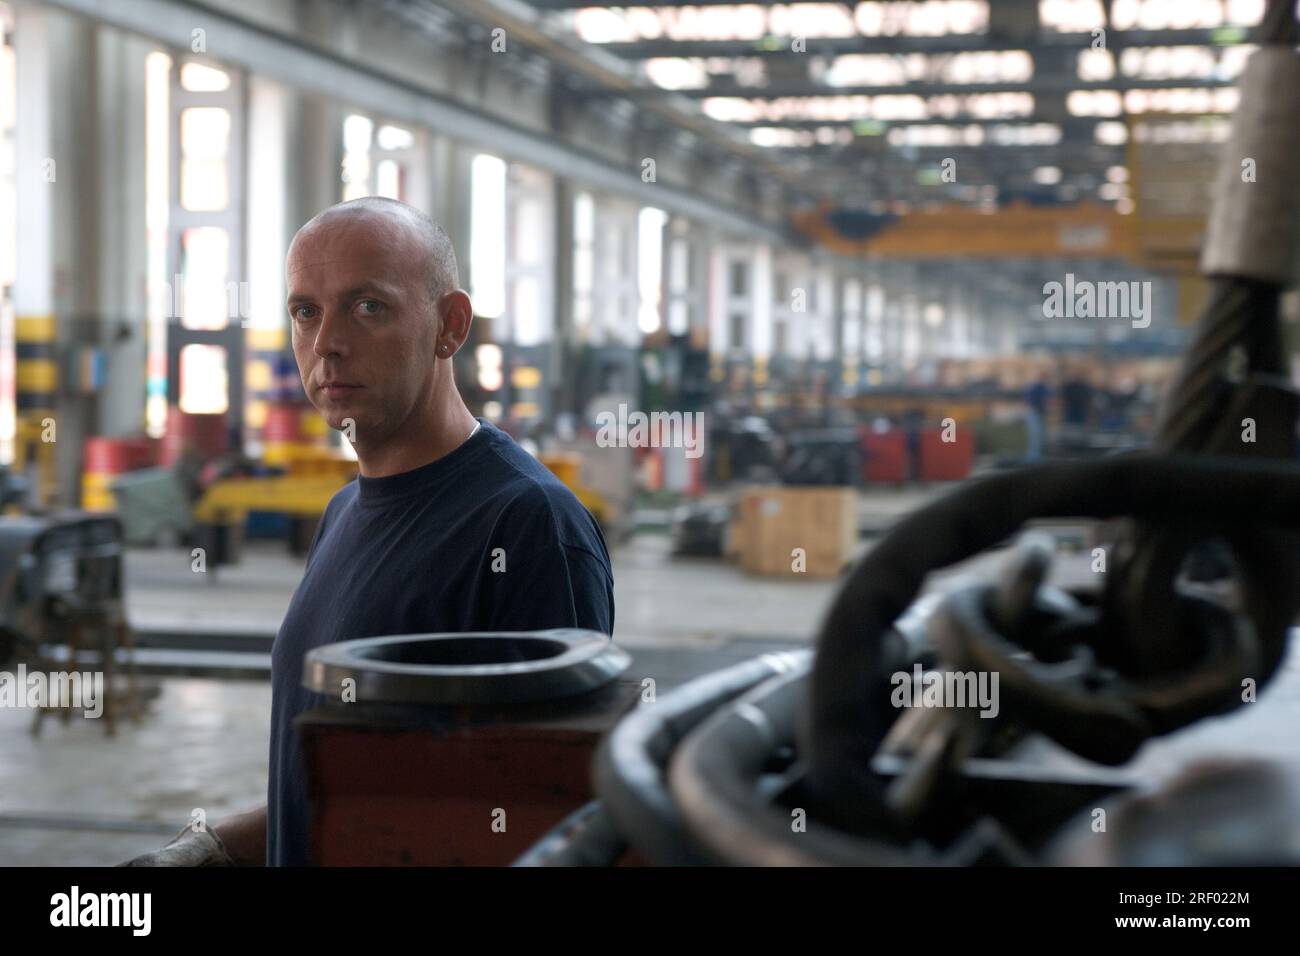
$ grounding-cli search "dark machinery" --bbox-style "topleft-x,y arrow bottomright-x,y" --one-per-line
0,511 -> 141,734
779,427 -> 862,486
512,1 -> 1300,867
669,500 -> 732,557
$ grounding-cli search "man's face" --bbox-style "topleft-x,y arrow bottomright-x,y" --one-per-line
286,213 -> 438,443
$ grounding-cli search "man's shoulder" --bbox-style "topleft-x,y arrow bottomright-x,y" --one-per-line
481,430 -> 581,510
480,434 -> 607,559
323,476 -> 360,517
492,465 -> 597,538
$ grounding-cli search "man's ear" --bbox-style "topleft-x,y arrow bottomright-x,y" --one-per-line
435,289 -> 474,356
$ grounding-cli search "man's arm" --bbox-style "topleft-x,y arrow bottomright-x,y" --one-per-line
119,804 -> 266,867
212,804 -> 267,866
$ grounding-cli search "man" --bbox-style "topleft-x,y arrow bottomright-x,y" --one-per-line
1023,374 -> 1051,463
126,197 -> 614,867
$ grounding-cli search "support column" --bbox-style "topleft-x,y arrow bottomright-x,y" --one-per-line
14,1 -> 97,506
94,27 -> 149,440
551,177 -> 575,419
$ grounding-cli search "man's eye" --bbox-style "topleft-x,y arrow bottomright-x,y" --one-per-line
292,306 -> 317,321
358,299 -> 384,316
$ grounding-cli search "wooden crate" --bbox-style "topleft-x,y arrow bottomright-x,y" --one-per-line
731,486 -> 857,578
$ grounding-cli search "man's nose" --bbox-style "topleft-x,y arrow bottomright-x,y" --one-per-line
312,307 -> 348,359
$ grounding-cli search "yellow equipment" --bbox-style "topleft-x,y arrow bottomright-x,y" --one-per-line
194,447 -> 357,526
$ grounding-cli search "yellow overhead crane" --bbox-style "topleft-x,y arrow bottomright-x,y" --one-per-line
794,200 -> 1139,260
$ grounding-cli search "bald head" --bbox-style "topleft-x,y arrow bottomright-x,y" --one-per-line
294,196 -> 460,304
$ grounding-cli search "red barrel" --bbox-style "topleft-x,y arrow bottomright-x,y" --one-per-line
161,407 -> 229,467
262,403 -> 307,444
122,436 -> 161,471
918,428 -> 974,481
84,437 -> 136,475
83,437 -> 145,511
861,427 -> 909,484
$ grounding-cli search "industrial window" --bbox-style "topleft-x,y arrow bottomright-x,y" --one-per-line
730,311 -> 747,352
729,261 -> 749,298
178,227 -> 232,331
341,114 -> 373,202
573,191 -> 594,335
0,9 -> 14,463
342,118 -> 415,202
178,345 -> 228,414
143,50 -> 170,437
637,207 -> 666,335
470,153 -> 507,319
179,107 -> 230,212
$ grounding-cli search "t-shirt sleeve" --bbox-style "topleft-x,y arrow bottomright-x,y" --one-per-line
484,543 -> 615,637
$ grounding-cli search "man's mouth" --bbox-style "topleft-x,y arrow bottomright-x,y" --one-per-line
320,381 -> 363,397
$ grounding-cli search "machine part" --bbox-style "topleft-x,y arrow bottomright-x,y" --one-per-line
780,428 -> 862,486
0,511 -> 141,733
1108,0 -> 1300,682
592,650 -> 811,866
668,663 -> 917,866
590,597 -> 940,866
932,584 -> 1259,765
303,629 -> 630,706
801,454 -> 1300,838
1109,335 -> 1298,679
298,630 -> 639,866
1048,760 -> 1300,866
669,500 -> 731,557
665,660 -> 1128,866
509,800 -> 628,867
1201,51 -> 1300,280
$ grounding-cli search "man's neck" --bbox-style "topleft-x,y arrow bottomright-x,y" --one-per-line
354,401 -> 480,478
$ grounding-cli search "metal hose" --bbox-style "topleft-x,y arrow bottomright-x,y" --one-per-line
591,649 -> 811,865
509,800 -> 627,867
801,454 -> 1300,838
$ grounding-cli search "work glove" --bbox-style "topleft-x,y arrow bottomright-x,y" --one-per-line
118,824 -> 236,867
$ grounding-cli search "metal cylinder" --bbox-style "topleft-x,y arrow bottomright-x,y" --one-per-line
1200,47 -> 1300,284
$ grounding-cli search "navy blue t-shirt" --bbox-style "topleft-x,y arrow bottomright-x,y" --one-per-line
267,418 -> 615,866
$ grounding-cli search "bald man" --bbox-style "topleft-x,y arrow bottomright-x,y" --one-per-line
125,197 -> 614,867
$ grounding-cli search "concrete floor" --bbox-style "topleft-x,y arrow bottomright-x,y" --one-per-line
4,491 -> 1297,865
122,532 -> 843,647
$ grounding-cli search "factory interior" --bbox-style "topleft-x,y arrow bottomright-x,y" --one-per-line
1,0 -> 1299,893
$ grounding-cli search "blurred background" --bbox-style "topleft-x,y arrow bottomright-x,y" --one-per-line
0,0 -> 1297,865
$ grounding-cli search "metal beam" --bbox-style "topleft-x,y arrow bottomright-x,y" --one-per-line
533,0 -> 794,6
612,75 -> 1236,99
595,28 -> 1255,59
417,0 -> 807,186
725,116 -> 1111,129
46,0 -> 793,243
761,140 -> 1123,154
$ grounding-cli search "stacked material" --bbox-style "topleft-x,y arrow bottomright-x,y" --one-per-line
731,486 -> 857,579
